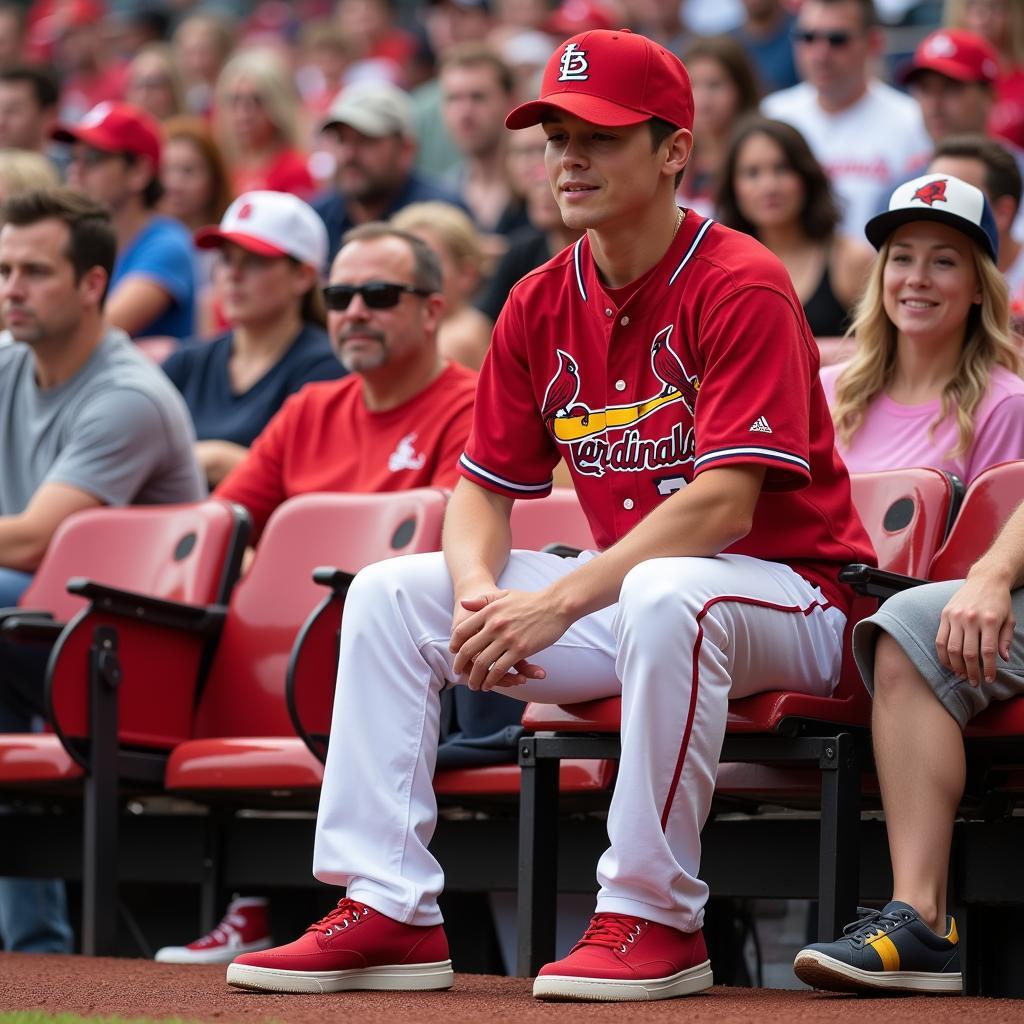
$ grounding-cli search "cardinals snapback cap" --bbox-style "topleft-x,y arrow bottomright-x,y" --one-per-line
505,29 -> 694,132
865,173 -> 998,262
52,102 -> 162,166
195,190 -> 329,272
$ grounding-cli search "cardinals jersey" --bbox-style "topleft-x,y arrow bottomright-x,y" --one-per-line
459,211 -> 875,612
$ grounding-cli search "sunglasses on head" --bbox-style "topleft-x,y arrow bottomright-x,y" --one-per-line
792,29 -> 854,46
323,281 -> 434,311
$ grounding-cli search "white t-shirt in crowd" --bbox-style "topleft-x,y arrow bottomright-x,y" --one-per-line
762,80 -> 933,238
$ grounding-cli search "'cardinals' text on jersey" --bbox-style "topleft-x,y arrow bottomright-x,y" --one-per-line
458,211 -> 875,612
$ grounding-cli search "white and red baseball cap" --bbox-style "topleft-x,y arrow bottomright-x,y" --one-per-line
195,191 -> 329,272
505,29 -> 694,132
865,173 -> 999,262
51,101 -> 162,166
899,29 -> 1000,86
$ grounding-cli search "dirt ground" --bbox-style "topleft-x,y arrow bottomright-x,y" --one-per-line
3,955 -> 1024,1024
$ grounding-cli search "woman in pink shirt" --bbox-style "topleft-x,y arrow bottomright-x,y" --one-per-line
823,172 -> 1024,485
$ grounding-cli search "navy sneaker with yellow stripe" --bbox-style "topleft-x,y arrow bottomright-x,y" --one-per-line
793,902 -> 961,994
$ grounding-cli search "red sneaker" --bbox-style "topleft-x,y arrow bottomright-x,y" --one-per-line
225,898 -> 453,994
533,913 -> 713,1001
155,896 -> 272,965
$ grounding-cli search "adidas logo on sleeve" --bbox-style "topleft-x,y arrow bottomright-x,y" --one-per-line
749,416 -> 772,434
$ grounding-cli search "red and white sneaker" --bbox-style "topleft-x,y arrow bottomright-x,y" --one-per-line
155,896 -> 272,965
533,913 -> 713,1001
225,897 -> 454,994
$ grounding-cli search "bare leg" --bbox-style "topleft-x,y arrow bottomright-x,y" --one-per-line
872,632 -> 964,935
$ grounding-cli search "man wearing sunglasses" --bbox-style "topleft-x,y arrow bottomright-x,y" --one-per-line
762,0 -> 931,237
212,223 -> 477,545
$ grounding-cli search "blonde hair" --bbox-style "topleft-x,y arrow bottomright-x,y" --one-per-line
129,43 -> 186,120
390,201 -> 484,275
0,149 -> 59,200
214,47 -> 303,156
945,0 -> 1024,64
832,236 -> 1022,457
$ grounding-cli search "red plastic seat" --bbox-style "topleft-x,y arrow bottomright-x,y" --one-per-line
165,490 -> 448,793
509,488 -> 596,552
0,500 -> 248,784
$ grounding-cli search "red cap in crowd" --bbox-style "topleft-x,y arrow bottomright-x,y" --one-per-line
51,102 -> 162,167
900,28 -> 1000,86
505,29 -> 694,132
544,0 -> 615,38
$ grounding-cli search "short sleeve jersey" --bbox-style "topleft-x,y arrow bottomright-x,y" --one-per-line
459,212 -> 876,612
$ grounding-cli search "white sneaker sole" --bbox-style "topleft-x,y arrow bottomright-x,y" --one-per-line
155,939 -> 273,965
225,960 -> 455,994
532,960 -> 713,1001
793,950 -> 962,994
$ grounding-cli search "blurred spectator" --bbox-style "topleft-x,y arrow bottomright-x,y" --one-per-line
44,1 -> 129,123
440,44 -> 528,241
625,0 -> 690,52
0,3 -> 24,71
159,116 -> 236,337
543,0 -> 615,38
126,43 -> 186,124
928,133 -> 1024,322
214,48 -> 317,201
718,116 -> 874,337
731,0 -> 800,93
679,35 -> 761,217
335,0 -> 418,85
413,0 -> 494,180
476,121 -> 582,321
0,150 -> 60,202
296,19 -> 355,120
0,65 -> 59,155
173,12 -> 236,118
824,173 -> 1024,483
314,81 -> 469,262
392,201 -> 493,369
0,187 -> 203,954
946,0 -> 1024,149
762,0 -> 932,237
163,191 -> 345,488
56,102 -> 196,340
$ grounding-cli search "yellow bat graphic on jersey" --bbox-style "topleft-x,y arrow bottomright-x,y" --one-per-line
552,387 -> 695,443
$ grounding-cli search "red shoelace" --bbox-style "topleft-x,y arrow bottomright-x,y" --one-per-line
574,913 -> 646,952
306,898 -> 372,936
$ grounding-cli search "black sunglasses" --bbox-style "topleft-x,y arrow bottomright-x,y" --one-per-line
792,29 -> 854,47
323,281 -> 434,311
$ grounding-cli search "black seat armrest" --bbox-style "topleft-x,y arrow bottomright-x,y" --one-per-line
312,566 -> 357,598
0,611 -> 63,643
66,578 -> 225,635
542,543 -> 583,559
839,563 -> 929,601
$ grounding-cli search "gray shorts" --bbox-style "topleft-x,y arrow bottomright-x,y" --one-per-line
853,580 -> 1024,729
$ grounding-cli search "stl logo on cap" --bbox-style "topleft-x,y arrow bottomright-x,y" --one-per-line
558,42 -> 590,81
913,179 -> 948,207
237,202 -> 254,220
923,32 -> 956,58
81,101 -> 113,128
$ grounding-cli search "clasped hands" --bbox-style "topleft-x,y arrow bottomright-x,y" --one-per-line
936,573 -> 1015,686
450,586 -> 572,691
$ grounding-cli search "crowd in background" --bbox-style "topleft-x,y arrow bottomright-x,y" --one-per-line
3,0 -> 1024,963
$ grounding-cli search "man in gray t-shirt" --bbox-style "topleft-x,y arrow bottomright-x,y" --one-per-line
0,188 -> 203,956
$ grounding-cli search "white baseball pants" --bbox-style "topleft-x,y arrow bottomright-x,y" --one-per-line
313,549 -> 846,933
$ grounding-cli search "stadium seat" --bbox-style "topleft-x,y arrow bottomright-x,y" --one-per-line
515,467 -> 964,973
0,499 -> 250,954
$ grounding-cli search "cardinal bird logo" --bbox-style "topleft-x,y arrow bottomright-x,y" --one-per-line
540,349 -> 582,423
912,179 -> 948,207
650,326 -> 699,410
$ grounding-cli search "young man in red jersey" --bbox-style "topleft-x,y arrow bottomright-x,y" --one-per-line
226,29 -> 875,1002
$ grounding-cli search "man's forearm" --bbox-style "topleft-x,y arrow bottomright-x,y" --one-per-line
0,515 -> 50,572
969,500 -> 1024,589
546,465 -> 764,622
443,479 -> 514,595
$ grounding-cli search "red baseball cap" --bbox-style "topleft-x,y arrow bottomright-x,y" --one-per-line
900,29 -> 1000,86
51,102 -> 162,167
505,29 -> 694,132
544,0 -> 615,38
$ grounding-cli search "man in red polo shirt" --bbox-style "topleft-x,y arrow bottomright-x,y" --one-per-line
213,222 -> 476,541
226,29 -> 874,1002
